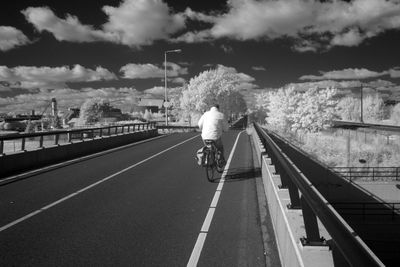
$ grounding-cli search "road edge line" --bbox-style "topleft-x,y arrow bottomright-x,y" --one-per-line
187,131 -> 243,267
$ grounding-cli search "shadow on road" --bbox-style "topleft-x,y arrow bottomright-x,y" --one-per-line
223,167 -> 261,182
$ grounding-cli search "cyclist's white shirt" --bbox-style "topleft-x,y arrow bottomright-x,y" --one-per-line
198,107 -> 229,140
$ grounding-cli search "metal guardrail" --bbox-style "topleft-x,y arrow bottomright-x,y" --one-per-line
332,167 -> 400,182
0,122 -> 156,155
253,123 -> 384,267
332,120 -> 400,133
156,125 -> 198,131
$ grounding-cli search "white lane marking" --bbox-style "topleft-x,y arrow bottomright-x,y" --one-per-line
200,208 -> 215,232
187,131 -> 243,267
210,191 -> 220,208
0,134 -> 199,233
0,134 -> 169,185
188,233 -> 207,266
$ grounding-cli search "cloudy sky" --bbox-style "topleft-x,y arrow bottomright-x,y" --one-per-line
1,0 -> 400,113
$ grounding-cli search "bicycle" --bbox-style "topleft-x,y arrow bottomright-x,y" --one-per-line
203,140 -> 224,182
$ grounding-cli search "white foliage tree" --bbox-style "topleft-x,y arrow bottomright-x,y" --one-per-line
180,66 -> 247,124
291,87 -> 338,132
266,87 -> 300,132
336,96 -> 361,121
143,109 -> 152,121
390,103 -> 400,125
250,91 -> 269,123
336,94 -> 385,123
363,94 -> 385,123
266,87 -> 337,133
76,98 -> 111,126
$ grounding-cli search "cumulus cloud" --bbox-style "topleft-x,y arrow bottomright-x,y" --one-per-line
171,77 -> 186,84
389,67 -> 400,78
218,65 -> 256,83
252,66 -> 266,71
143,86 -> 183,100
287,80 -> 360,93
300,68 -> 388,80
366,79 -> 396,89
102,0 -> 185,46
120,62 -> 187,79
170,30 -> 212,43
0,26 -> 31,51
0,87 -> 141,114
216,64 -> 258,90
176,0 -> 400,51
19,0 -> 400,51
22,7 -> 117,43
23,0 -> 186,47
221,44 -> 233,53
143,86 -> 165,96
0,65 -> 117,89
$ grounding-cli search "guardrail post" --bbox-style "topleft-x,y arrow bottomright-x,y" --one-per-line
67,132 -> 72,142
372,168 -> 375,181
287,181 -> 301,209
108,127 -> 111,136
115,126 -> 118,135
300,195 -> 324,246
275,164 -> 289,188
0,140 -> 3,155
99,128 -> 103,137
21,137 -> 26,151
39,135 -> 44,148
54,134 -> 59,145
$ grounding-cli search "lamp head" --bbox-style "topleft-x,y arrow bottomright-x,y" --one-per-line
166,49 -> 182,53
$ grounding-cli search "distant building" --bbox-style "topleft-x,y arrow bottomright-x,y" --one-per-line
62,108 -> 80,126
138,98 -> 164,113
98,107 -> 124,123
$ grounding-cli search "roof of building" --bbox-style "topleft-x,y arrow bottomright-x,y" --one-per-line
138,98 -> 164,108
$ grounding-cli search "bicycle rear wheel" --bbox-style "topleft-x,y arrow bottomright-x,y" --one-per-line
205,151 -> 215,182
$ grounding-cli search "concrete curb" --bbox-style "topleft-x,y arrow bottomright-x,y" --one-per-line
248,128 -> 282,267
248,126 -> 334,267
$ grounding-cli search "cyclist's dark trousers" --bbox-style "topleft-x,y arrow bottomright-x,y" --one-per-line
203,137 -> 225,161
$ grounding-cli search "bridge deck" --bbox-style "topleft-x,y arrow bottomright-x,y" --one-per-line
0,130 -> 278,266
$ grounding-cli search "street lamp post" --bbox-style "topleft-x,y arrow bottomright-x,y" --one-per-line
360,85 -> 364,123
164,49 -> 181,126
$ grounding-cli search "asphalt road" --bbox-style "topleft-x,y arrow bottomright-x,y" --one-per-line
0,130 -> 275,266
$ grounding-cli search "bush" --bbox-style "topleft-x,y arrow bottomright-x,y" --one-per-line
299,130 -> 400,167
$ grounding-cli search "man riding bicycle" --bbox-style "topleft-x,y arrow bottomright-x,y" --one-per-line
198,104 -> 229,166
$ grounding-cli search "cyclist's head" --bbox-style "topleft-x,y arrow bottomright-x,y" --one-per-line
211,103 -> 220,110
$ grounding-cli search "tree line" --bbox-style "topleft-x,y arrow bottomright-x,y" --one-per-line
251,86 -> 400,133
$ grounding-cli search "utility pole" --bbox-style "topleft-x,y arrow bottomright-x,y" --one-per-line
360,86 -> 364,123
164,49 -> 181,126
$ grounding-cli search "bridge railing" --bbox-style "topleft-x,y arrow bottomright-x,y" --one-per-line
253,123 -> 384,267
332,166 -> 400,182
156,125 -> 198,132
0,122 -> 156,155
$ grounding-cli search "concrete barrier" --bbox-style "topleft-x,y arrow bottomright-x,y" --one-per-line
250,127 -> 333,267
0,129 -> 158,178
